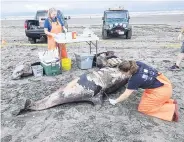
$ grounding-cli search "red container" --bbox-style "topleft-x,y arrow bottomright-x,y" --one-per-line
72,32 -> 77,39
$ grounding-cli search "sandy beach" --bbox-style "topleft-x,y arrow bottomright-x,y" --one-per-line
1,14 -> 184,142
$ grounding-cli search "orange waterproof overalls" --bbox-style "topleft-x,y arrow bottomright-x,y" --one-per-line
47,18 -> 67,58
138,73 -> 176,121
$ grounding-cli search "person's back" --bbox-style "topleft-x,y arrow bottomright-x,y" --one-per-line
127,61 -> 164,90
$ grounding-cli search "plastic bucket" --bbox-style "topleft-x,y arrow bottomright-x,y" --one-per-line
31,65 -> 43,77
62,58 -> 71,71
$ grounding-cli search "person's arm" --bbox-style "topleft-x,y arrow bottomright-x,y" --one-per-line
44,28 -> 56,37
116,89 -> 134,103
109,88 -> 134,105
109,75 -> 141,105
58,17 -> 64,26
58,17 -> 67,32
44,19 -> 56,37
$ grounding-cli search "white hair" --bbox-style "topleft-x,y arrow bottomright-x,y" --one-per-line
48,8 -> 57,18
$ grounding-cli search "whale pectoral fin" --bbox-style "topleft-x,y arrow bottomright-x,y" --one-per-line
15,99 -> 32,116
89,92 -> 103,111
24,99 -> 32,109
90,92 -> 103,106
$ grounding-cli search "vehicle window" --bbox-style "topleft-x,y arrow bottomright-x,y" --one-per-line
36,11 -> 48,20
105,11 -> 127,19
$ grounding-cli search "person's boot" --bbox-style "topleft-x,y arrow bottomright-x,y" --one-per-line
169,64 -> 180,71
173,99 -> 177,104
173,102 -> 179,122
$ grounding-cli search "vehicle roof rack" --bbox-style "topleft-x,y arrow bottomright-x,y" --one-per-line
108,6 -> 124,11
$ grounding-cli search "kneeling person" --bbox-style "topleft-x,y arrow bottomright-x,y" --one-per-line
109,60 -> 179,122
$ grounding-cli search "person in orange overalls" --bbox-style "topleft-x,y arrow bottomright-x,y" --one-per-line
44,8 -> 67,58
109,60 -> 179,122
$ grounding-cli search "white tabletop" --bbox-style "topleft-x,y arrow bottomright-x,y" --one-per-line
54,34 -> 99,44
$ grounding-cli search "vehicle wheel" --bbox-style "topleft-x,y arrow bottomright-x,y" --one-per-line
30,38 -> 36,44
126,29 -> 132,39
102,29 -> 108,39
45,37 -> 48,43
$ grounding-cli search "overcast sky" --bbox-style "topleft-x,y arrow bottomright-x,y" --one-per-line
1,0 -> 184,15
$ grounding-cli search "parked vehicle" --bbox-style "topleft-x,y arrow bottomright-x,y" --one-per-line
24,10 -> 70,44
102,7 -> 132,39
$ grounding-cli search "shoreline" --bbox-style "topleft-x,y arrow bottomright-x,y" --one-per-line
1,14 -> 184,26
1,10 -> 184,20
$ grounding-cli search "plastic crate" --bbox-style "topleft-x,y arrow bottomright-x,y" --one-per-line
75,53 -> 94,69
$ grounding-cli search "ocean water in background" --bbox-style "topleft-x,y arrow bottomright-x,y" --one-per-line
1,10 -> 184,20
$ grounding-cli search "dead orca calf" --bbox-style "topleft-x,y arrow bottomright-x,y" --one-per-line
17,67 -> 129,115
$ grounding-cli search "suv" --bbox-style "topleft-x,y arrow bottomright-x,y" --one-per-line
24,10 -> 70,44
102,7 -> 132,39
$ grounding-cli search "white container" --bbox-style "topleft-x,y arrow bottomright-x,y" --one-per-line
75,53 -> 94,69
55,33 -> 66,40
32,65 -> 43,77
65,32 -> 72,40
38,50 -> 59,63
55,32 -> 73,40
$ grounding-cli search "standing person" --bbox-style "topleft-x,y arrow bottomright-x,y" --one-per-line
44,8 -> 68,58
169,27 -> 184,70
109,60 -> 179,122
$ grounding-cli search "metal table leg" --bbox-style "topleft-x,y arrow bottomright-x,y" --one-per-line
90,41 -> 92,54
89,40 -> 98,67
96,40 -> 98,67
